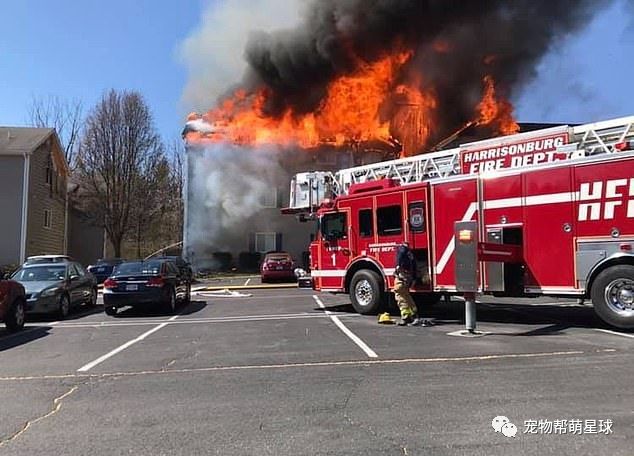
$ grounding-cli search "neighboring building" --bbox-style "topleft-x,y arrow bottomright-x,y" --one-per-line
0,127 -> 69,267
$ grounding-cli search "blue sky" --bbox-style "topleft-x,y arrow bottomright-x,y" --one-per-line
0,0 -> 632,144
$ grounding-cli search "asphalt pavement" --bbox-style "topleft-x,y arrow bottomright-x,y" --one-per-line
0,286 -> 633,455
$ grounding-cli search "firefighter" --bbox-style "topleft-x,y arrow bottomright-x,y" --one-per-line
393,241 -> 422,326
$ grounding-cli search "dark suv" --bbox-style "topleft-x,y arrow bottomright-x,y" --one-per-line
0,275 -> 26,331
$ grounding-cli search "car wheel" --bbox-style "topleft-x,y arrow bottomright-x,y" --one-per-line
349,270 -> 384,315
57,295 -> 70,320
591,265 -> 634,329
164,288 -> 176,315
104,306 -> 117,316
5,299 -> 26,332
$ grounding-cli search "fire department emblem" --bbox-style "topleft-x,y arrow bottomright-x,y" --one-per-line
410,207 -> 424,229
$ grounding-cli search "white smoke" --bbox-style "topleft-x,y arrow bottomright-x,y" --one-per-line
179,0 -> 306,112
186,143 -> 287,268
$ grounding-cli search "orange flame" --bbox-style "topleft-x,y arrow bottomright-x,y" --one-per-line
188,51 -> 414,148
477,75 -> 519,135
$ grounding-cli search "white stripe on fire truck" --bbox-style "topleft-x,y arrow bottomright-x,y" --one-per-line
436,191 -> 578,275
312,268 -> 397,278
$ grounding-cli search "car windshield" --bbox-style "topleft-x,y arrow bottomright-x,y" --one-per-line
114,261 -> 162,275
13,265 -> 66,282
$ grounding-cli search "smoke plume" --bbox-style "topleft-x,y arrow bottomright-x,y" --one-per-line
239,0 -> 614,143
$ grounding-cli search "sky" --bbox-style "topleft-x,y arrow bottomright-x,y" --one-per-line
0,0 -> 632,145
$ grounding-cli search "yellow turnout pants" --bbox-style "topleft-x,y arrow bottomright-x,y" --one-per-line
393,274 -> 417,319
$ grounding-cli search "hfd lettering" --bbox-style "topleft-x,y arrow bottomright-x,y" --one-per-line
579,179 -> 634,221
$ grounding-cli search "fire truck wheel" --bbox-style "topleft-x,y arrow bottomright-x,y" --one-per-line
591,265 -> 634,329
349,270 -> 383,315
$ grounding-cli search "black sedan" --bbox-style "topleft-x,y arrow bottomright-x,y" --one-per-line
103,259 -> 191,316
87,258 -> 125,284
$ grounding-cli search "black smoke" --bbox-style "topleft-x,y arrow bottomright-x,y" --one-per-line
236,0 -> 615,147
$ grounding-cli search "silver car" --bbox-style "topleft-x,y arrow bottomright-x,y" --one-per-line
12,262 -> 98,319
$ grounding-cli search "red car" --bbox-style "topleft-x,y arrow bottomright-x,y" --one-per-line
260,252 -> 296,283
0,276 -> 26,332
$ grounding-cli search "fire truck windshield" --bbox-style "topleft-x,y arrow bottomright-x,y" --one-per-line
320,212 -> 347,241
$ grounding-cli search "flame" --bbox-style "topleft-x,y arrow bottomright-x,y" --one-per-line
186,56 -> 521,155
477,75 -> 519,135
187,51 -> 414,148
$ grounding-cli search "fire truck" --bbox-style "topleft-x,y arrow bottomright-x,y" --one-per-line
284,115 -> 634,329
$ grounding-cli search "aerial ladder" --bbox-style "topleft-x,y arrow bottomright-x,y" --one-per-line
288,115 -> 634,211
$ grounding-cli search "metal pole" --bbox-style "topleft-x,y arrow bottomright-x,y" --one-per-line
465,292 -> 477,333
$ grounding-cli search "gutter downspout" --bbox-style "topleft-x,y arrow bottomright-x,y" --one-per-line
19,153 -> 31,263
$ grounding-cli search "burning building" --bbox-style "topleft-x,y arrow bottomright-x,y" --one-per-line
182,0 -> 614,271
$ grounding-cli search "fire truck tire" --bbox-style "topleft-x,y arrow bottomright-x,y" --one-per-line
591,265 -> 634,329
349,270 -> 383,315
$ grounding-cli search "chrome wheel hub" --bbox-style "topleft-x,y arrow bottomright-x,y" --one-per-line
355,280 -> 374,307
605,279 -> 634,317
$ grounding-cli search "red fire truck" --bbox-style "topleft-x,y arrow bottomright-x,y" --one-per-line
285,116 -> 634,329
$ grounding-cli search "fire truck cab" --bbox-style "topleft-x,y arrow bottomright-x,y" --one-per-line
290,116 -> 634,329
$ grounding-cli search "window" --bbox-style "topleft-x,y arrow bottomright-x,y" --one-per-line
377,205 -> 402,236
321,213 -> 347,240
359,209 -> 373,237
408,202 -> 426,233
259,191 -> 277,208
44,210 -> 52,229
255,232 -> 277,253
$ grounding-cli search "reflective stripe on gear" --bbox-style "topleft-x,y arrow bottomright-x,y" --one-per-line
393,275 -> 417,319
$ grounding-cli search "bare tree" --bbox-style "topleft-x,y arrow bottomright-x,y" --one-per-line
27,96 -> 83,168
75,90 -> 162,258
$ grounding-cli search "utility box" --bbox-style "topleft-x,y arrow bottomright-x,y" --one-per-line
455,221 -> 479,292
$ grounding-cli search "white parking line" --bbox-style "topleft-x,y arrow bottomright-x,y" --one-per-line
77,314 -> 179,372
594,328 -> 634,339
244,278 -> 251,286
313,295 -> 378,358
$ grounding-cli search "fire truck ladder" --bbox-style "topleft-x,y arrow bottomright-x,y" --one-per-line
332,115 -> 634,195
287,115 -> 634,210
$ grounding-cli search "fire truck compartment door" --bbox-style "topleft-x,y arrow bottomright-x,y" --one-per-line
316,210 -> 350,290
485,228 -> 504,292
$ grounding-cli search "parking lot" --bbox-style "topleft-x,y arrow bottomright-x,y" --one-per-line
1,284 -> 633,456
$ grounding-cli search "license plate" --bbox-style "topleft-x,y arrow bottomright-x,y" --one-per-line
126,284 -> 138,291
97,267 -> 105,272
276,266 -> 284,270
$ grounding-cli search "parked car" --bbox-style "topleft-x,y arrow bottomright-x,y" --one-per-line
260,252 -> 296,283
0,275 -> 26,331
87,258 -> 125,284
11,261 -> 98,319
158,256 -> 193,284
25,255 -> 74,265
103,259 -> 191,316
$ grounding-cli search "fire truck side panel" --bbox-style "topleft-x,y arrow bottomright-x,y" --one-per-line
522,167 -> 577,292
431,178 -> 478,290
573,157 -> 634,287
481,174 -> 524,293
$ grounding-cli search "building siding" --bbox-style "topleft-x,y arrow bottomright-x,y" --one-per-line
25,141 -> 67,258
0,156 -> 25,265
